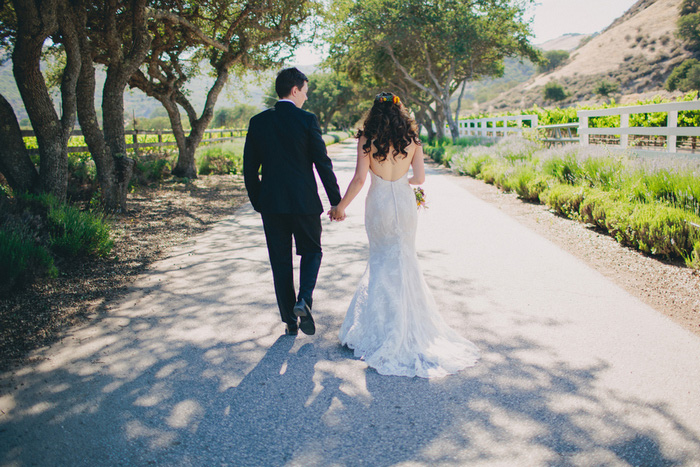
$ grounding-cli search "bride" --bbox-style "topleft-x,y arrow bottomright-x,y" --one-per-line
328,92 -> 480,378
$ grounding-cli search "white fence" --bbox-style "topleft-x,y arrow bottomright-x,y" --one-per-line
458,100 -> 700,155
458,115 -> 538,138
578,100 -> 700,153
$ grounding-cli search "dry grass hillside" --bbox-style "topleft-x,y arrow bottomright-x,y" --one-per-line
538,34 -> 590,52
481,0 -> 694,112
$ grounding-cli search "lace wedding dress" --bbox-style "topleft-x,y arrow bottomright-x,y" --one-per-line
339,170 -> 480,378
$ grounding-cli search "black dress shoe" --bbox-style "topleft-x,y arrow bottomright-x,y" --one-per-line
285,322 -> 298,336
294,298 -> 315,335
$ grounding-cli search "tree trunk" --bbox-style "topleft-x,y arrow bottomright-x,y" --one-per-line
445,103 -> 461,143
413,107 -> 435,142
0,93 -> 40,193
75,38 -> 119,210
101,69 -> 135,209
76,53 -> 136,212
429,105 -> 446,141
452,79 -> 468,143
171,64 -> 232,179
71,0 -> 149,212
12,0 -> 68,201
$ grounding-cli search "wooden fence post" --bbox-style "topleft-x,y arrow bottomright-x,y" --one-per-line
620,113 -> 629,149
578,112 -> 589,146
132,129 -> 140,157
668,110 -> 678,153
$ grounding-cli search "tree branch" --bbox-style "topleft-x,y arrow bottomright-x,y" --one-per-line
147,8 -> 229,52
383,43 -> 440,102
421,41 -> 443,93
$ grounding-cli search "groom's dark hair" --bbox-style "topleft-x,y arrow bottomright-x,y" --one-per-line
276,67 -> 308,99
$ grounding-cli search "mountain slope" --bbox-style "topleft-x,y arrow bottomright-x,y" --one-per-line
478,0 -> 693,112
538,34 -> 590,52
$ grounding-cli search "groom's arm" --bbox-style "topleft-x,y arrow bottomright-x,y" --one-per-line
308,114 -> 341,207
243,117 -> 262,212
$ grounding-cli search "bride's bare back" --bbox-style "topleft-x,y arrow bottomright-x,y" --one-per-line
330,134 -> 425,221
368,139 -> 418,181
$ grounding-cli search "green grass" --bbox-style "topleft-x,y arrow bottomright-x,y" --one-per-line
47,201 -> 113,257
1,193 -> 114,294
322,131 -> 353,146
196,141 -> 245,175
0,228 -> 57,294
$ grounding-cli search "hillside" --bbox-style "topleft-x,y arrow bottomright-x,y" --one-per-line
538,34 -> 590,52
455,34 -> 592,111
475,0 -> 694,113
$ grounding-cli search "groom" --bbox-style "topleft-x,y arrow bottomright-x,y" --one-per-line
243,67 -> 342,336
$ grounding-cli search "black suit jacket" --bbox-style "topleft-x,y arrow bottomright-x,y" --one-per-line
243,101 -> 341,215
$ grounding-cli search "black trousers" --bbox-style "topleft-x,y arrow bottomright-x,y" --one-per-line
261,213 -> 323,325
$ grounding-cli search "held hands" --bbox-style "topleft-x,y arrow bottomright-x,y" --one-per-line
328,206 -> 346,222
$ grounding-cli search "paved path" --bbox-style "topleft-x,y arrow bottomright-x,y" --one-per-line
2,140 -> 700,466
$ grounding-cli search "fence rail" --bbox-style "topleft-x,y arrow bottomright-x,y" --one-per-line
578,100 -> 700,154
539,123 -> 579,146
21,128 -> 246,156
458,115 -> 538,138
458,101 -> 700,156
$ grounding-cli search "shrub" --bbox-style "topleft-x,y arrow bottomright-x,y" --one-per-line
451,147 -> 493,177
479,161 -> 508,185
594,80 -> 619,97
491,136 -> 539,162
424,145 -> 446,165
67,153 -> 98,200
625,167 -> 700,216
132,154 -> 172,186
493,165 -> 515,191
687,240 -> 700,268
47,201 -> 113,257
665,59 -> 700,92
580,153 -> 624,190
541,151 -> 583,185
677,12 -> 700,52
454,136 -> 493,147
197,145 -> 243,175
623,204 -> 700,256
541,184 -> 587,219
446,129 -> 700,266
508,166 -> 539,200
0,193 -> 113,294
543,81 -> 567,101
537,50 -> 570,73
15,193 -> 113,258
579,188 -> 623,229
524,173 -> 554,201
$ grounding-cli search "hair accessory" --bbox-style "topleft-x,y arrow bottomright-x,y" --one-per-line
376,93 -> 400,105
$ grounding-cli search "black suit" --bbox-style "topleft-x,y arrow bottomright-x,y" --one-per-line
243,101 -> 341,325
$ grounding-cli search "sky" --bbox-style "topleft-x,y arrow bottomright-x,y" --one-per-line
291,0 -> 640,66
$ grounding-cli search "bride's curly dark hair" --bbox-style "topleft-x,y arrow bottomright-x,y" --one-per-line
356,92 -> 421,163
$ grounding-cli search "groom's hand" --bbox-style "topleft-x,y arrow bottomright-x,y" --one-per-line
328,206 -> 346,222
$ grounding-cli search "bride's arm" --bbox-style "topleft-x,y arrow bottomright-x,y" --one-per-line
330,138 -> 370,220
408,144 -> 425,185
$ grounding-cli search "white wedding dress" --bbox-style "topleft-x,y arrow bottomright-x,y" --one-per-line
339,170 -> 480,378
